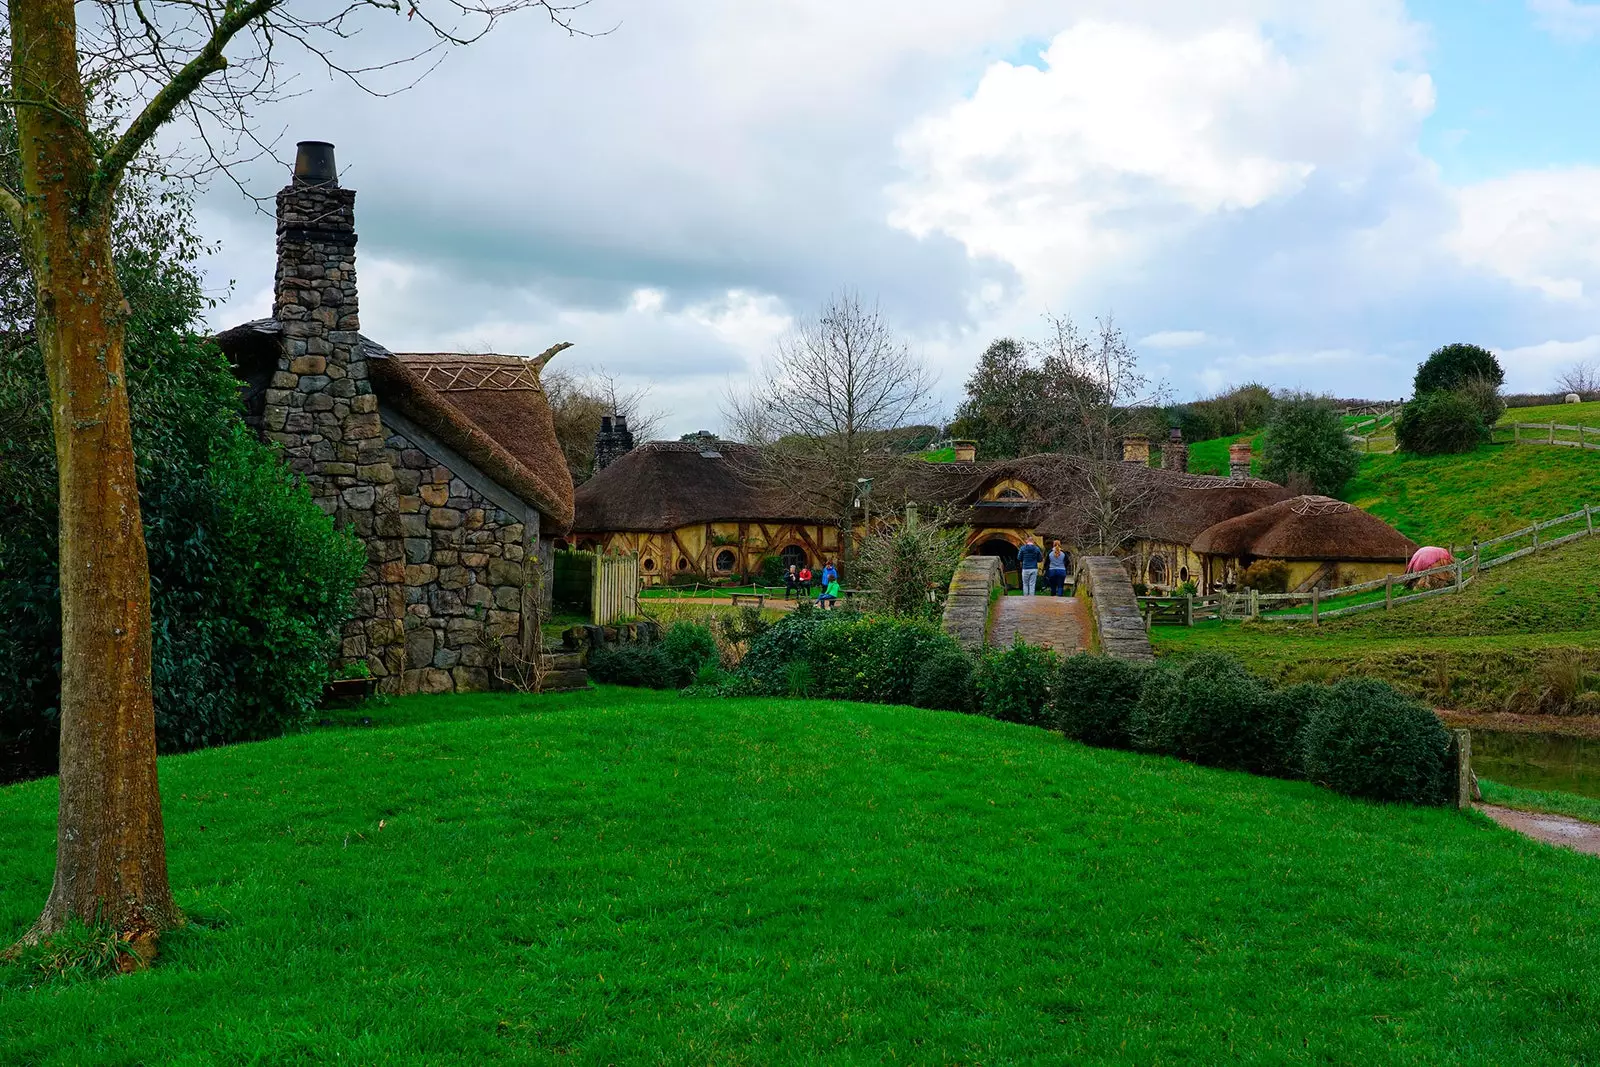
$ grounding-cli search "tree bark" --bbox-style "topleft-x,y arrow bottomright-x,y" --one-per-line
11,0 -> 179,943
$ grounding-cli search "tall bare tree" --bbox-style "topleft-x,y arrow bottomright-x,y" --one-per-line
543,367 -> 662,482
724,291 -> 935,565
1557,360 -> 1600,399
1030,314 -> 1166,554
2,0 -> 594,950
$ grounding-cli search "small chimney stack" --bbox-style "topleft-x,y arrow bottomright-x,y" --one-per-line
1228,441 -> 1253,479
1122,433 -> 1151,465
292,140 -> 339,187
1162,428 -> 1188,472
594,413 -> 636,472
952,439 -> 977,463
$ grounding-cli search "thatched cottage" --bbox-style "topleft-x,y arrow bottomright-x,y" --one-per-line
217,142 -> 575,694
1190,495 -> 1418,593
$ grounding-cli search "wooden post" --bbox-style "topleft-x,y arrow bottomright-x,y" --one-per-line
1451,729 -> 1473,810
1514,422 -> 1520,444
1385,573 -> 1392,610
1312,587 -> 1320,625
1551,420 -> 1557,444
1185,595 -> 1193,627
1533,524 -> 1540,552
1587,505 -> 1593,537
1455,560 -> 1463,592
1250,588 -> 1260,619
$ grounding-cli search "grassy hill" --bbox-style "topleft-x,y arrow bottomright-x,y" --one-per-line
1154,534 -> 1600,712
1500,400 -> 1600,432
7,690 -> 1600,1063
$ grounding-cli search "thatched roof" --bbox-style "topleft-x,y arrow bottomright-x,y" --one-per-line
573,441 -> 822,532
573,446 -> 1293,547
1190,495 -> 1416,562
215,321 -> 574,533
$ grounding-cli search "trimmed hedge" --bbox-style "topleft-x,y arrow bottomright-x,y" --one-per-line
973,639 -> 1058,726
912,647 -> 975,712
590,622 -> 718,690
1058,652 -> 1453,806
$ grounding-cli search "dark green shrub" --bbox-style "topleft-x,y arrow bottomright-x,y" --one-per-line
1261,391 -> 1360,496
660,622 -> 719,688
588,642 -> 672,688
1130,654 -> 1286,774
912,647 -> 974,712
1241,559 -> 1291,594
973,639 -> 1058,726
808,617 -> 956,705
1055,654 -> 1145,748
1299,678 -> 1452,804
1414,343 -> 1504,396
1395,389 -> 1486,455
1256,682 -> 1327,779
735,608 -> 832,695
758,554 -> 785,584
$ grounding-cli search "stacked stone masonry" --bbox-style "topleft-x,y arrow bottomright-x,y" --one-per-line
259,177 -> 535,695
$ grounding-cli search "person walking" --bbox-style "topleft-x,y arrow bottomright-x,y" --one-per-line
1046,540 -> 1069,597
1017,535 -> 1044,596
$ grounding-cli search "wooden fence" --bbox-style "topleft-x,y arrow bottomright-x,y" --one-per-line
1495,421 -> 1600,452
1344,408 -> 1399,454
1140,504 -> 1598,627
591,553 -> 641,625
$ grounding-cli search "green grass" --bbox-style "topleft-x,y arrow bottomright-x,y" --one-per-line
1500,400 -> 1600,432
1154,535 -> 1600,711
1344,443 -> 1600,547
7,690 -> 1600,1063
1185,430 -> 1262,477
919,447 -> 957,463
1479,779 -> 1600,826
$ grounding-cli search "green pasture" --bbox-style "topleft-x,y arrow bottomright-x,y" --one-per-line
5,688 -> 1600,1064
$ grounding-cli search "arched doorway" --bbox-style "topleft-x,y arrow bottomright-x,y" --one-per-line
975,537 -> 1020,589
1147,555 -> 1167,587
779,544 -> 807,571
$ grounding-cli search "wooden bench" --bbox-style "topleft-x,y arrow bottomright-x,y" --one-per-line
730,593 -> 766,609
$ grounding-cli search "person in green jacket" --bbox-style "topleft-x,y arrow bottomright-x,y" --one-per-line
817,577 -> 841,610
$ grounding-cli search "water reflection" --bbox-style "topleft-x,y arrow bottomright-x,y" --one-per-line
1472,730 -> 1600,800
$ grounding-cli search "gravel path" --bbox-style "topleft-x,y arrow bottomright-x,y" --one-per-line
1478,804 -> 1600,857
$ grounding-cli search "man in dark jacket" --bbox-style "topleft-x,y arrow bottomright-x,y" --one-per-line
1017,535 -> 1044,596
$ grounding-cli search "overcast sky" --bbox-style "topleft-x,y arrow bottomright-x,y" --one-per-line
197,0 -> 1600,438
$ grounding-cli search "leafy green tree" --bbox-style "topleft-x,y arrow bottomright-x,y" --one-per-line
1414,343 -> 1504,396
0,164 -> 363,778
1260,392 -> 1360,496
949,337 -> 1038,459
1394,389 -> 1487,455
855,508 -> 967,620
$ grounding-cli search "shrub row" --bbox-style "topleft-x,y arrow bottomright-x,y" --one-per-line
588,622 -> 719,690
1056,653 -> 1454,805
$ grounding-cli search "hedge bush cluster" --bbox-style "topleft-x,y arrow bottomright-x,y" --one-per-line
1054,653 -> 1454,805
588,621 -> 720,690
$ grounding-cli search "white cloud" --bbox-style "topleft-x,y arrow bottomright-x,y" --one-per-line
1451,168 -> 1600,301
1140,330 -> 1210,349
1529,0 -> 1600,40
888,11 -> 1434,296
1499,335 -> 1600,391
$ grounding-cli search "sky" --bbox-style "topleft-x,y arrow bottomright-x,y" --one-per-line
194,0 -> 1600,438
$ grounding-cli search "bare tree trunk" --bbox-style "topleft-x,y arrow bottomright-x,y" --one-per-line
11,0 -> 178,943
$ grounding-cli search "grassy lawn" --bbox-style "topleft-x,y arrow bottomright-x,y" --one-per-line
7,689 -> 1600,1063
1498,400 -> 1600,436
1480,779 -> 1600,825
1343,443 -> 1600,547
1185,430 -> 1262,477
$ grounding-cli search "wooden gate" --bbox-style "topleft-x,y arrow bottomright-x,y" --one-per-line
592,553 -> 640,625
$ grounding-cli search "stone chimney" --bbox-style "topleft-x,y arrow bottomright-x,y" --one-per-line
1162,428 -> 1188,472
261,140 -> 382,515
1122,433 -> 1151,465
1229,441 -> 1253,479
952,439 -> 977,462
594,413 -> 636,471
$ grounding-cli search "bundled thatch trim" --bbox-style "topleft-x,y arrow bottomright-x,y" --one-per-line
375,352 -> 574,533
1190,495 -> 1416,562
574,441 -> 823,532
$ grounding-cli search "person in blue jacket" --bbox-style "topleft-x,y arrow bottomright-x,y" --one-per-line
1017,535 -> 1044,596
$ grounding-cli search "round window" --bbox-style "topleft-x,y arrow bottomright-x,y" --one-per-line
714,549 -> 737,572
643,558 -> 656,572
678,557 -> 690,570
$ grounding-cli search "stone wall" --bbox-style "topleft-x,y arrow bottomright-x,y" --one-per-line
257,174 -> 538,694
941,555 -> 1003,652
1076,556 -> 1155,661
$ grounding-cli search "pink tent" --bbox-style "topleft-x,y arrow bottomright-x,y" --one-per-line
1407,546 -> 1453,573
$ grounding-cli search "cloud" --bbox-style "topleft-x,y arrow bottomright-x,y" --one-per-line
1140,330 -> 1210,349
1451,168 -> 1600,301
1529,0 -> 1600,40
1499,335 -> 1600,391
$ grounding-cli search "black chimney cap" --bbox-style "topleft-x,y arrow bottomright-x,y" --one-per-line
600,416 -> 614,432
615,414 -> 629,430
1169,427 -> 1183,441
293,141 -> 339,187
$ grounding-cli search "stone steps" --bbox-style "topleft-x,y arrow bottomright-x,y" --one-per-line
540,650 -> 589,692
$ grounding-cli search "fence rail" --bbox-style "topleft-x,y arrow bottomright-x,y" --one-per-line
1144,503 -> 1596,627
591,553 -> 641,625
1495,421 -> 1600,451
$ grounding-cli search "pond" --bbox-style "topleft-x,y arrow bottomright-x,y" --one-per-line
1472,729 -> 1600,800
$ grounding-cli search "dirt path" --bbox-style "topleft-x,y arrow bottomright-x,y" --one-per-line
989,595 -> 1089,653
1478,804 -> 1600,857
